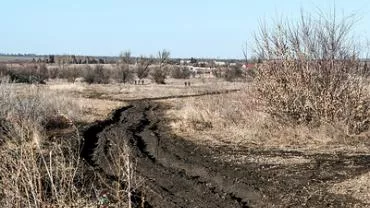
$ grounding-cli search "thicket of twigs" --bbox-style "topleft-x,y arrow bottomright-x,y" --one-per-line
254,12 -> 370,134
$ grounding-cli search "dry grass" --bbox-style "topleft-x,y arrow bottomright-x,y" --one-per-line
2,69 -> 369,205
166,82 -> 370,154
0,80 -> 137,207
330,171 -> 370,204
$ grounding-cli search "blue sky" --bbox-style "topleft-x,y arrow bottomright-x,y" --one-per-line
1,0 -> 369,58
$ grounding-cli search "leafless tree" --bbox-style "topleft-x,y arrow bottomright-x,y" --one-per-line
136,55 -> 153,80
152,50 -> 170,84
116,51 -> 134,84
158,49 -> 170,68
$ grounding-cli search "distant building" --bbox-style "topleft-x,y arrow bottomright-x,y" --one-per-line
214,61 -> 226,66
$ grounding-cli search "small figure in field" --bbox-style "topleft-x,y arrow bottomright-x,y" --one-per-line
134,80 -> 137,85
141,80 -> 144,85
187,82 -> 191,86
184,82 -> 188,87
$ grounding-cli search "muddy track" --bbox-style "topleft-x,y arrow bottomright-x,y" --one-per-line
81,100 -> 370,207
82,101 -> 253,207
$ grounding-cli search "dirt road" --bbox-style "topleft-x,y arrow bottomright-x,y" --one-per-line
81,99 -> 370,207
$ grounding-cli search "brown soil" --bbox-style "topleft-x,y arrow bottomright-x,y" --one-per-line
81,98 -> 370,207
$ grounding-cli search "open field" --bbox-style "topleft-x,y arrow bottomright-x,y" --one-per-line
0,56 -> 34,62
1,71 -> 369,207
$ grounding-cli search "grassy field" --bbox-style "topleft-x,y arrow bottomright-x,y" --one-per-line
0,56 -> 35,62
0,62 -> 369,207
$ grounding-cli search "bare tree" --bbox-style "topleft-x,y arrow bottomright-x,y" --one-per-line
115,51 -> 134,84
115,64 -> 133,84
158,49 -> 170,68
119,50 -> 132,65
136,55 -> 153,81
152,50 -> 170,84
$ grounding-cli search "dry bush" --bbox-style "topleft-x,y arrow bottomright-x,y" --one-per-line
114,64 -> 134,84
83,64 -> 110,84
224,66 -> 245,82
0,81 -> 92,207
0,64 -> 7,77
48,67 -> 60,79
170,66 -> 192,79
114,51 -> 135,84
0,82 -> 135,207
59,66 -> 83,83
0,81 -> 81,142
254,11 -> 370,134
0,131 -> 93,207
151,67 -> 167,84
151,50 -> 170,84
6,64 -> 48,84
212,67 -> 223,79
136,56 -> 153,80
93,129 -> 144,208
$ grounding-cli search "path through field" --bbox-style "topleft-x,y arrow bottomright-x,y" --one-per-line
81,94 -> 370,207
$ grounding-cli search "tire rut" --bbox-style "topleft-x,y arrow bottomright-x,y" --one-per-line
81,101 -> 254,208
80,99 -> 369,207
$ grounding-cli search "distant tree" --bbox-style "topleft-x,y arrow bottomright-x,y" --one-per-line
120,51 -> 132,64
158,49 -> 170,66
48,55 -> 55,64
83,64 -> 110,84
136,56 -> 153,80
190,57 -> 197,64
171,66 -> 192,79
152,50 -> 170,84
152,66 -> 167,84
116,51 -> 134,84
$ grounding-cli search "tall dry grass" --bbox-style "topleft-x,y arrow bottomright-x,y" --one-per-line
0,80 -> 137,207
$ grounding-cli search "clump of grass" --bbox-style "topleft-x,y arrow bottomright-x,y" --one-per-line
0,81 -> 138,207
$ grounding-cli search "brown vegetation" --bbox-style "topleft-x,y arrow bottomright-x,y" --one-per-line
0,81 -> 137,207
254,12 -> 370,135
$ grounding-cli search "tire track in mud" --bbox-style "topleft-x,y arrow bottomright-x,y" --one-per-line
81,91 -> 370,207
81,100 -> 255,207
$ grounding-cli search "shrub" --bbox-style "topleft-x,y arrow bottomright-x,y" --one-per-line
254,11 -> 370,134
7,65 -> 47,84
59,66 -> 83,82
136,56 -> 153,80
0,64 -> 7,77
37,63 -> 49,81
0,81 -> 135,207
83,65 -> 110,84
151,67 -> 167,84
115,64 -> 134,84
212,67 -> 223,78
0,81 -> 89,207
48,67 -> 60,79
171,66 -> 192,79
224,66 -> 245,82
